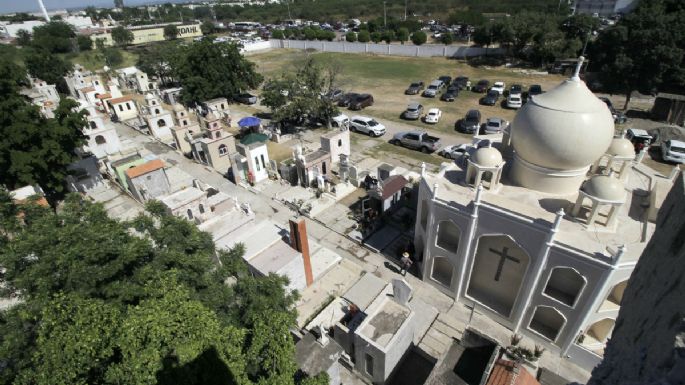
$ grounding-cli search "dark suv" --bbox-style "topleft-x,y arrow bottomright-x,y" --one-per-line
457,109 -> 482,133
481,90 -> 499,106
349,94 -> 374,110
473,79 -> 490,93
453,76 -> 469,90
338,93 -> 359,107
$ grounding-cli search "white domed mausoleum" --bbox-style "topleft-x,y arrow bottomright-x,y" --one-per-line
412,58 -> 681,376
509,61 -> 615,194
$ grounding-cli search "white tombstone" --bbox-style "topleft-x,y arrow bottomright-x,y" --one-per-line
392,278 -> 413,306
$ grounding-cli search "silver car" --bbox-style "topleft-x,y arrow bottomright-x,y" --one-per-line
403,103 -> 424,120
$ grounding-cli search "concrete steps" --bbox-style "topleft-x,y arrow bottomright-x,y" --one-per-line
417,312 -> 466,360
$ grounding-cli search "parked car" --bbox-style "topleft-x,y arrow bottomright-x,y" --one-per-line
405,81 -> 425,95
483,117 -> 508,134
235,92 -> 257,104
349,94 -> 374,110
481,90 -> 499,106
598,97 -> 628,124
524,84 -> 543,102
324,89 -> 344,101
457,109 -> 482,133
350,116 -> 386,137
439,138 -> 491,159
473,79 -> 490,93
403,102 -> 424,120
626,128 -> 653,153
441,86 -> 459,102
438,76 -> 452,86
390,131 -> 442,153
338,92 -> 359,107
509,84 -> 523,95
661,139 -> 685,164
423,80 -> 442,97
491,81 -> 506,95
506,93 -> 523,109
453,76 -> 470,90
424,108 -> 442,124
331,113 -> 350,128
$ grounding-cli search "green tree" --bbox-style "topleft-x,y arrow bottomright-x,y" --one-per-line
411,31 -> 427,45
15,29 -> 31,46
345,31 -> 356,42
303,27 -> 317,40
201,20 -> 216,35
76,34 -> 93,51
31,21 -> 75,53
472,23 -> 493,47
262,56 -> 341,129
111,26 -> 134,46
447,10 -> 486,26
370,31 -> 382,43
357,30 -> 370,43
164,24 -> 179,40
25,49 -> 72,84
271,29 -> 285,39
173,39 -> 263,106
591,0 -> 685,108
441,33 -> 454,45
0,61 -> 85,205
396,27 -> 409,44
561,13 -> 600,40
137,41 -> 180,86
382,30 -> 396,44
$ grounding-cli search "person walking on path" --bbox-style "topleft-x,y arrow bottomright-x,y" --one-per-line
399,252 -> 413,276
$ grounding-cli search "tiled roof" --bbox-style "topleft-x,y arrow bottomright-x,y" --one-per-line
380,174 -> 409,200
108,95 -> 134,104
125,159 -> 165,179
96,93 -> 112,99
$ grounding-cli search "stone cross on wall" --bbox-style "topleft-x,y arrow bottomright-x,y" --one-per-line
490,247 -> 520,282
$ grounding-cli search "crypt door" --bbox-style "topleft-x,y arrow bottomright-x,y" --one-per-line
466,235 -> 531,318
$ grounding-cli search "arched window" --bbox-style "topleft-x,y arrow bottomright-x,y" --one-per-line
544,267 -> 586,307
432,256 -> 455,288
155,108 -> 160,114
199,204 -> 205,214
157,119 -> 166,127
338,139 -> 342,147
89,121 -> 98,129
218,144 -> 228,156
529,306 -> 566,342
436,220 -> 461,254
586,318 -> 616,344
95,135 -> 106,145
255,156 -> 261,171
187,209 -> 193,220
608,280 -> 628,306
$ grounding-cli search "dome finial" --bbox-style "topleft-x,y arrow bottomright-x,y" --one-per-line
572,56 -> 585,82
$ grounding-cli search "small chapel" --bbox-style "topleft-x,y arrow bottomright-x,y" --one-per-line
413,58 -> 678,369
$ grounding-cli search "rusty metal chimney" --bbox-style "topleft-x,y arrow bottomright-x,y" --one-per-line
289,218 -> 313,287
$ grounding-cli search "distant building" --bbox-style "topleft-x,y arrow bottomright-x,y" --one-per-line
190,113 -> 236,175
573,0 -> 640,16
20,78 -> 60,118
116,67 -> 155,94
651,93 -> 685,126
588,174 -> 685,385
90,22 -> 202,46
107,95 -> 138,122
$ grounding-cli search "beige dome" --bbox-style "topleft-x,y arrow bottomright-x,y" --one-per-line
607,137 -> 634,157
144,93 -> 155,100
172,103 -> 186,112
511,77 -> 614,170
472,146 -> 503,167
583,175 -> 625,201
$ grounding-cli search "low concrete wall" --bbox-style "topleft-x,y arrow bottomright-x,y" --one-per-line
271,39 -> 503,58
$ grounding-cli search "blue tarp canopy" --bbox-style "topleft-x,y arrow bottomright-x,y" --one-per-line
238,116 -> 261,127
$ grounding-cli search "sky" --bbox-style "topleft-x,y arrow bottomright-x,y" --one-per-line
0,0 -> 188,14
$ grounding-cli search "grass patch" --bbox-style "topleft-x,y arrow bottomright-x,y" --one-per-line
372,142 -> 444,167
266,140 -> 293,163
63,49 -> 139,72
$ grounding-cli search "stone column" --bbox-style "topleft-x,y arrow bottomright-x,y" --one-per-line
456,184 -> 483,299
587,201 -> 601,226
572,193 -> 585,217
422,183 -> 440,282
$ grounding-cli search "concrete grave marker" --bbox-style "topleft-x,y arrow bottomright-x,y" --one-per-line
392,278 -> 413,306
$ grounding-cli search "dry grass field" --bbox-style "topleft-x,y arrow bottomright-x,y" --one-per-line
249,49 -> 567,135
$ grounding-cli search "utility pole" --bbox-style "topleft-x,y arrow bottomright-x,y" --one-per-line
37,0 -> 50,22
404,0 -> 407,21
581,30 -> 590,56
384,1 -> 387,28
286,0 -> 292,21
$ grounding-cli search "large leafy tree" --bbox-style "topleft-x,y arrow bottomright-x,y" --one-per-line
0,196 -> 317,385
137,41 -> 180,86
111,25 -> 134,46
0,59 -> 86,206
24,49 -> 73,85
31,21 -> 75,53
590,0 -> 685,109
164,24 -> 179,40
173,39 -> 263,106
261,56 -> 340,128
